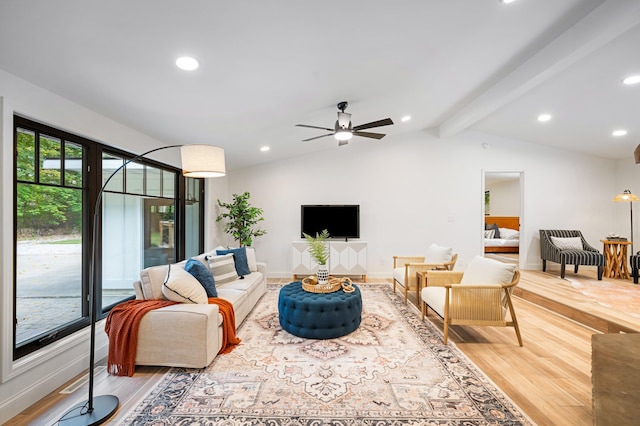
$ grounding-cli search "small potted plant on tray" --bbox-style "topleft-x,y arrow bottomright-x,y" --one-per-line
303,229 -> 330,284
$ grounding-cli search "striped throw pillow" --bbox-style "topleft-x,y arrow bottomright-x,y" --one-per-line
207,253 -> 238,285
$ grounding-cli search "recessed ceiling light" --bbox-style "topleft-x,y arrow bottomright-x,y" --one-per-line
622,75 -> 640,85
537,113 -> 552,122
501,0 -> 517,4
401,115 -> 411,122
612,129 -> 628,137
260,146 -> 270,152
176,56 -> 199,71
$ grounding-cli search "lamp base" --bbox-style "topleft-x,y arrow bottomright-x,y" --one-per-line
59,395 -> 119,425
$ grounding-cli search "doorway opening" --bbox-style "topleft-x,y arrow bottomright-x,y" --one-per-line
483,171 -> 523,268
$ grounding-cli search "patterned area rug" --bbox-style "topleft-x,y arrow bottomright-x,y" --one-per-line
120,283 -> 534,425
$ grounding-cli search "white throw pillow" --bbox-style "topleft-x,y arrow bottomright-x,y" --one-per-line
550,236 -> 583,250
425,243 -> 453,264
484,229 -> 495,239
208,253 -> 239,284
161,264 -> 208,304
245,247 -> 258,272
139,262 -> 186,300
460,255 -> 516,285
499,228 -> 519,240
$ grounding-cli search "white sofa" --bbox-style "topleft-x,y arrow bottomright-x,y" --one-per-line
130,248 -> 266,368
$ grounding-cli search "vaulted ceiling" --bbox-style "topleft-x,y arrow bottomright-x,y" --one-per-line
1,0 -> 639,170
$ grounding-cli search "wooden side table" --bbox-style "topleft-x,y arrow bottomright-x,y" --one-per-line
601,240 -> 632,279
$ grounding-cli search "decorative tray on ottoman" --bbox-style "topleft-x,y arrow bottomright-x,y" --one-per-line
301,276 -> 341,293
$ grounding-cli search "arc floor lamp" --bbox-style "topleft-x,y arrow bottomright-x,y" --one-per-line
613,189 -> 639,255
59,144 -> 225,425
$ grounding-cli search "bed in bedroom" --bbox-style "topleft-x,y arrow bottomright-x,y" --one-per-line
484,216 -> 520,253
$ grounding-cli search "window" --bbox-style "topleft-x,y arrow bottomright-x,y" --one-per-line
14,122 -> 87,357
13,116 -> 205,359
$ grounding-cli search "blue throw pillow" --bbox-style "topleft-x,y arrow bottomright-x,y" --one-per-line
185,258 -> 217,297
216,247 -> 251,277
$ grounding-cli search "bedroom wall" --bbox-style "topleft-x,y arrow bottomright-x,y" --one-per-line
486,178 -> 520,216
215,130 -> 618,278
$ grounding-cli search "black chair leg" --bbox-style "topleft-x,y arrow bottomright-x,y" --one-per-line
542,259 -> 546,272
561,263 -> 566,279
597,266 -> 603,280
634,267 -> 638,284
574,264 -> 579,273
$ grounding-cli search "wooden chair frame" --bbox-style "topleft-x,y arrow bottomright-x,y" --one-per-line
420,269 -> 522,346
392,254 -> 458,304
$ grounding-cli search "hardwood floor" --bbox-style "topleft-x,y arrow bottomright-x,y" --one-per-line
8,270 -> 639,425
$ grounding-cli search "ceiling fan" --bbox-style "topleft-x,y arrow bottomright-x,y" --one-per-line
296,101 -> 394,146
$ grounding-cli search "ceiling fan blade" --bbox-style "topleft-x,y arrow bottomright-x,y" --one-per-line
352,118 -> 394,131
296,124 -> 334,132
302,133 -> 333,142
353,131 -> 386,140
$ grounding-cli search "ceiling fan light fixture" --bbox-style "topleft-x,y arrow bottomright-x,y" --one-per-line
335,129 -> 353,141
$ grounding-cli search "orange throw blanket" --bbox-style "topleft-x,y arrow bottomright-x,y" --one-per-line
105,298 -> 240,377
209,297 -> 242,354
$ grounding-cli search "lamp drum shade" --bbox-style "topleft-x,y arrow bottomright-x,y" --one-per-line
181,145 -> 226,178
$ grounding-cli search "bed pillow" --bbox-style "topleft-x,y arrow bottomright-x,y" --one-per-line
461,255 -> 516,285
161,264 -> 208,304
425,243 -> 453,264
185,258 -> 217,298
499,228 -> 520,240
550,236 -> 583,250
216,247 -> 251,276
208,253 -> 239,284
484,229 -> 495,239
485,223 -> 500,238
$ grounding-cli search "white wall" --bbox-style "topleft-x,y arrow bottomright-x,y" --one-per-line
486,178 -> 520,216
614,158 -> 640,251
0,69 -> 179,423
222,130 -> 617,276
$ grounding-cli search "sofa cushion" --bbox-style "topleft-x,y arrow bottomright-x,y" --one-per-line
208,254 -> 239,284
461,255 -> 516,285
162,264 -> 208,304
217,271 -> 263,292
216,247 -> 251,276
185,258 -> 217,298
140,264 -> 170,300
425,243 -> 453,264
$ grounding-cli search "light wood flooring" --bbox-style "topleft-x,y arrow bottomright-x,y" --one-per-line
7,268 -> 640,426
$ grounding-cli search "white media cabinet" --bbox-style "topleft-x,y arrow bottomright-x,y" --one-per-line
292,240 -> 367,282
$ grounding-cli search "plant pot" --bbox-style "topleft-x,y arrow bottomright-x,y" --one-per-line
317,264 -> 329,284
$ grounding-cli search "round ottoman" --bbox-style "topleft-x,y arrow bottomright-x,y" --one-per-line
278,281 -> 362,339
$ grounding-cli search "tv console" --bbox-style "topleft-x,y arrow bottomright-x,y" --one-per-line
292,240 -> 367,282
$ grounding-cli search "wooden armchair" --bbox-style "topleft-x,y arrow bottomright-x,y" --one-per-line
420,256 -> 522,346
392,250 -> 457,305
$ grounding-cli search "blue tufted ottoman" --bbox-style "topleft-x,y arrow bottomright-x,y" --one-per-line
278,281 -> 362,339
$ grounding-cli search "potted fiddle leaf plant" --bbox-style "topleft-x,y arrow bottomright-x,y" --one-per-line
303,229 -> 330,284
216,191 -> 266,247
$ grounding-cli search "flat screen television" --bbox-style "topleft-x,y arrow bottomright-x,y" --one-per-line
301,205 -> 360,240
